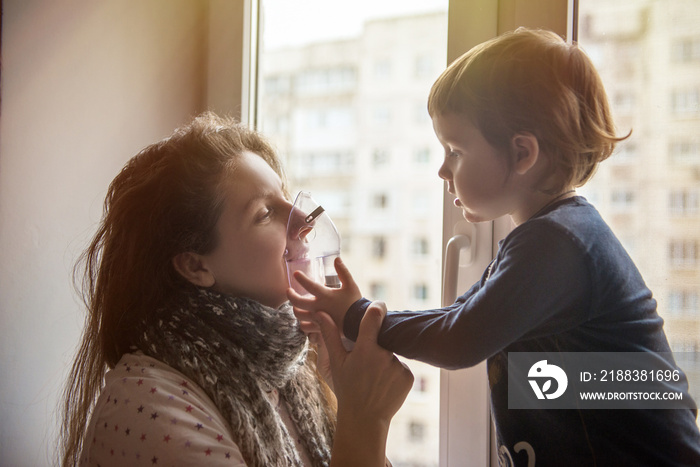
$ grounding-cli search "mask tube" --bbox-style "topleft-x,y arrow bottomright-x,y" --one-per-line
284,192 -> 341,295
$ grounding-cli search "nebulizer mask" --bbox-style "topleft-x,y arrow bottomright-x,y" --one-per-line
285,192 -> 341,295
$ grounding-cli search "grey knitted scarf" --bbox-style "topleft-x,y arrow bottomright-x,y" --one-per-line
132,288 -> 334,466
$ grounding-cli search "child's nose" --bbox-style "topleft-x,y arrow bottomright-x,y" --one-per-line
438,160 -> 451,181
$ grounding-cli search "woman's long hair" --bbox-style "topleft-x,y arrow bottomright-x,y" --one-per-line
59,112 -> 335,466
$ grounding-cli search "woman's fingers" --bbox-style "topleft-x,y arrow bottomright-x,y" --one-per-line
355,301 -> 386,349
297,318 -> 320,335
317,311 -> 347,374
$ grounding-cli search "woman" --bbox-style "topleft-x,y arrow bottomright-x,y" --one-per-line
59,112 -> 413,466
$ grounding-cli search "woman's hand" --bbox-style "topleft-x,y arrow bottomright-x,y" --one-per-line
287,257 -> 362,332
320,301 -> 414,467
307,332 -> 334,392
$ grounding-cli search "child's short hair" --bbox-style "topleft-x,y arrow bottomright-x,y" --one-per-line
428,27 -> 629,193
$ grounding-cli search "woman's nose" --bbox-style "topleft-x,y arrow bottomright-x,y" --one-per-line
286,203 -> 314,240
298,225 -> 313,240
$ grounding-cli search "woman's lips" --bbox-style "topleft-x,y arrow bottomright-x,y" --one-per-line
454,198 -> 462,207
285,242 -> 310,261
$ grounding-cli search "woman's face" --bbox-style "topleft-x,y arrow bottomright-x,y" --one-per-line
198,151 -> 293,308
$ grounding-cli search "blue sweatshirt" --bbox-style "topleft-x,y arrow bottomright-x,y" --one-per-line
344,197 -> 700,466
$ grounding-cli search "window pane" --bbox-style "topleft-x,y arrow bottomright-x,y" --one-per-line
579,0 -> 700,427
258,2 -> 448,465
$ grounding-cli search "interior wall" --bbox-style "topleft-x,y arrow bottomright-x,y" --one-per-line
0,1 -> 212,464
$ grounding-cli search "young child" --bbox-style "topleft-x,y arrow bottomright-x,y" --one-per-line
59,112 -> 412,467
288,28 -> 700,466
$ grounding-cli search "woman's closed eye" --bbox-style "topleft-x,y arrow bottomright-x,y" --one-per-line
255,206 -> 274,224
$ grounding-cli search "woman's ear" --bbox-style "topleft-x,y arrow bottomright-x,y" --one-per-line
511,132 -> 540,175
172,252 -> 216,287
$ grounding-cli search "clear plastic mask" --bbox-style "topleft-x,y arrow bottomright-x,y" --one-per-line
285,191 -> 341,295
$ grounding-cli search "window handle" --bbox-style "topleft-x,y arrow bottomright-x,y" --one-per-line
442,234 -> 472,306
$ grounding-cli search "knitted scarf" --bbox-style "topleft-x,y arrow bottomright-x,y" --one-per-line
132,288 -> 334,466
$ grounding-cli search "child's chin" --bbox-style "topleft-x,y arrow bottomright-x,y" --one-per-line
462,210 -> 490,224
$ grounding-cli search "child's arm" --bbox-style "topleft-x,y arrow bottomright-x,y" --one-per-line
287,257 -> 362,332
297,222 -> 594,370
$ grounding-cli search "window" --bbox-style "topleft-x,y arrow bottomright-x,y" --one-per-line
414,147 -> 431,165
263,75 -> 290,94
370,282 -> 388,300
415,375 -> 429,393
415,54 -> 435,78
669,239 -> 698,268
372,105 -> 392,125
304,151 -> 353,174
670,140 -> 700,163
671,88 -> 700,115
258,4 -> 446,464
412,237 -> 430,256
373,149 -> 390,167
412,193 -> 430,215
413,283 -> 429,301
613,91 -> 635,114
372,236 -> 387,259
373,58 -> 392,80
614,141 -> 638,162
296,67 -> 357,94
408,420 -> 427,442
669,190 -> 699,216
610,189 -> 635,209
372,193 -> 389,210
672,37 -> 700,63
668,290 -> 700,316
415,102 -> 431,124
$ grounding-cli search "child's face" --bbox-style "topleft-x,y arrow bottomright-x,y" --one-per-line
199,151 -> 293,308
434,112 -> 517,223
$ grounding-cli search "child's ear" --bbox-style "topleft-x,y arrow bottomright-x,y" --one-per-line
510,132 -> 540,175
172,252 -> 216,287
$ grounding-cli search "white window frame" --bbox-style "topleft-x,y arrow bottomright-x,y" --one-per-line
220,1 -> 574,465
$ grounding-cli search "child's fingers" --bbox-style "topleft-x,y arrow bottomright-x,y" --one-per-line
286,287 -> 317,310
292,306 -> 318,323
333,257 -> 358,289
292,270 -> 328,296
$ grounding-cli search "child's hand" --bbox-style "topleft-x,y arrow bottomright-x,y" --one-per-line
287,257 -> 362,332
